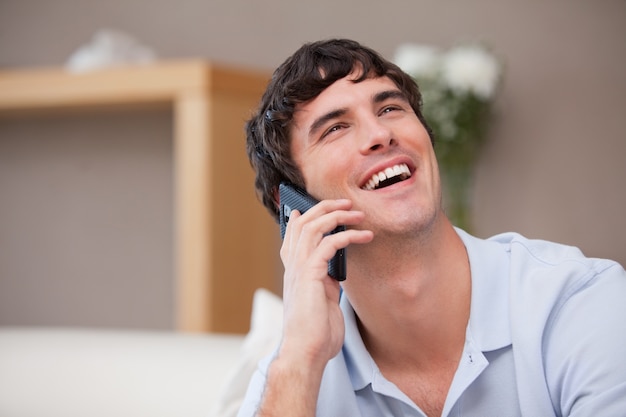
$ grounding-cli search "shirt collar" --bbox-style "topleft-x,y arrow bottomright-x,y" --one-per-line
340,293 -> 376,391
456,228 -> 512,352
340,229 -> 512,392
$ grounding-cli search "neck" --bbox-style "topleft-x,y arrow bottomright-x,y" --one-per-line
343,216 -> 471,369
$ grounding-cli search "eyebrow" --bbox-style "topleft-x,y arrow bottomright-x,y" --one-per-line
308,108 -> 348,138
307,89 -> 409,139
373,89 -> 409,105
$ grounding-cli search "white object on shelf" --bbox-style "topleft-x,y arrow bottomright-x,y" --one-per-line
66,29 -> 157,73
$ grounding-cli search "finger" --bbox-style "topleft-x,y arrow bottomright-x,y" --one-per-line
313,228 -> 374,268
281,200 -> 357,261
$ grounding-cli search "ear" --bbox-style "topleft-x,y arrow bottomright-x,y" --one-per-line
272,186 -> 280,210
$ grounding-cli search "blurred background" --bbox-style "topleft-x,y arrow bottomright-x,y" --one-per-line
1,0 -> 624,332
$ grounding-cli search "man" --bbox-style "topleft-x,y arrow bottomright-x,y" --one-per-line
238,39 -> 626,416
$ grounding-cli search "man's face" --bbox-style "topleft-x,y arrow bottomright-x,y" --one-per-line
290,74 -> 443,236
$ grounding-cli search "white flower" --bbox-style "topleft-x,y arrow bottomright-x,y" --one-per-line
393,43 -> 441,78
440,45 -> 501,100
66,29 -> 157,73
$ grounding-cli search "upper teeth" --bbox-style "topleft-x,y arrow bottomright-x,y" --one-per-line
363,163 -> 411,190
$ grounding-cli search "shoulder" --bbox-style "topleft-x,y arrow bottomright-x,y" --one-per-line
458,229 -> 624,306
487,231 -> 623,286
489,231 -> 612,264
487,232 -> 626,415
487,231 -> 625,331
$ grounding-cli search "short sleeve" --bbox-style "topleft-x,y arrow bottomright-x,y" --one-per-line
543,263 -> 626,416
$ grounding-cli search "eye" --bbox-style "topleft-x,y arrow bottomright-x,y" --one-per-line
380,105 -> 402,115
321,123 -> 346,139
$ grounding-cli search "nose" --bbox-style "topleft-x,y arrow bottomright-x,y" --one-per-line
359,116 -> 396,154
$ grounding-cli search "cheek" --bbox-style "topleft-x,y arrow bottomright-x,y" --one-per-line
302,158 -> 336,186
300,154 -> 350,197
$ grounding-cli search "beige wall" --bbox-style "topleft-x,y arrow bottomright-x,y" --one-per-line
1,0 -> 624,329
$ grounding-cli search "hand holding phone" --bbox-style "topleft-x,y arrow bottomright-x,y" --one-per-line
279,183 -> 347,281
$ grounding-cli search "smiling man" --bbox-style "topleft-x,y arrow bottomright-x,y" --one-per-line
238,39 -> 626,417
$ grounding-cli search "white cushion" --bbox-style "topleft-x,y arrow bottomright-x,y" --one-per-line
210,288 -> 283,417
0,288 -> 283,417
0,327 -> 244,417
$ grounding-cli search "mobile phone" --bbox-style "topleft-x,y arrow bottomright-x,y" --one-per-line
279,182 -> 347,281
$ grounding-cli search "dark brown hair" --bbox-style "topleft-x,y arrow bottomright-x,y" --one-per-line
246,38 -> 432,221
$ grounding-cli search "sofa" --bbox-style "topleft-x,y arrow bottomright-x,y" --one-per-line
0,289 -> 283,417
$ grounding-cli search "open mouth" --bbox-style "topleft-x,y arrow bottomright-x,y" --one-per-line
362,163 -> 412,191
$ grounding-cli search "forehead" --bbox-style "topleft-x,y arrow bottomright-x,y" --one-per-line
293,75 -> 399,125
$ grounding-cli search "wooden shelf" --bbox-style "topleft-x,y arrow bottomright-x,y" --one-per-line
0,61 -> 279,333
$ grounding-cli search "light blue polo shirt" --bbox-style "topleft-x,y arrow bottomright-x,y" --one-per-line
238,230 -> 626,416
